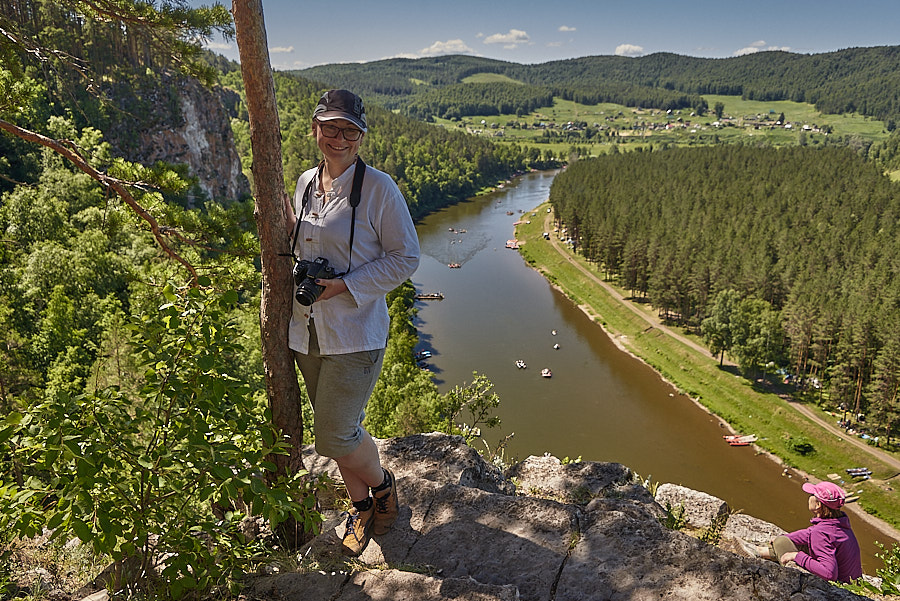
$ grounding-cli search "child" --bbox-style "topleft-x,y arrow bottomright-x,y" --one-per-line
739,481 -> 862,583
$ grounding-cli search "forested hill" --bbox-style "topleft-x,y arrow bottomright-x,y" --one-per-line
297,46 -> 900,124
549,146 -> 900,440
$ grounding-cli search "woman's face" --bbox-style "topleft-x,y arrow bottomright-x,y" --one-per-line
313,118 -> 364,165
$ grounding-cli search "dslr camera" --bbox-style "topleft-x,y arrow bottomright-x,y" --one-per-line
293,257 -> 338,306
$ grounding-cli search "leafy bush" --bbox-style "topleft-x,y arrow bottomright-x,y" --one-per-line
0,282 -> 320,599
786,436 -> 817,456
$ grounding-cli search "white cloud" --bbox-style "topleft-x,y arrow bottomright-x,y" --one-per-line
204,41 -> 232,51
734,46 -> 760,56
733,41 -> 791,56
559,25 -> 576,32
615,43 -> 644,57
483,29 -> 531,49
420,39 -> 475,56
547,41 -> 563,47
270,46 -> 294,54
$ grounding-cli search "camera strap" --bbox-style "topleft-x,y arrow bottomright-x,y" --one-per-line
289,156 -> 367,274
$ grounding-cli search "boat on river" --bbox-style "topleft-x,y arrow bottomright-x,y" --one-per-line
415,292 -> 444,300
448,263 -> 461,268
515,360 -> 527,369
541,368 -> 552,378
724,434 -> 757,446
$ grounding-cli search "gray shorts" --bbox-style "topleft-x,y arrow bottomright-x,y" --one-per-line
294,321 -> 384,458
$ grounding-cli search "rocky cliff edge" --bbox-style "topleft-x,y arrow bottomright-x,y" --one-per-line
245,432 -> 866,601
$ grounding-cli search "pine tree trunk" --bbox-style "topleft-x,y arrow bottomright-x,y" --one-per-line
232,0 -> 306,544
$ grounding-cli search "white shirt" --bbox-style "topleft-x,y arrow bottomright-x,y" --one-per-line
288,160 -> 420,355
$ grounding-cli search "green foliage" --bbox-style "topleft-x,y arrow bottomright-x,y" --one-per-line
701,289 -> 740,364
437,373 -> 503,448
785,436 -> 817,456
404,82 -> 554,120
0,283 -> 320,598
0,0 -> 233,91
698,512 -> 728,545
365,281 -> 443,438
0,66 -> 44,121
659,502 -> 686,531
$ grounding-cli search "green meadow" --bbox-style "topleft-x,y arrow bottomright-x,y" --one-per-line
434,94 -> 891,158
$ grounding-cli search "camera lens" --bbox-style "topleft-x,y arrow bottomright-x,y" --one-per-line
295,283 -> 319,306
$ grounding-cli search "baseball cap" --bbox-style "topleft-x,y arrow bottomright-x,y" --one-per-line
313,89 -> 367,132
802,481 -> 847,509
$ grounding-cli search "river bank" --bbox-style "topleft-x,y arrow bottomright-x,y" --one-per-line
514,202 -> 900,545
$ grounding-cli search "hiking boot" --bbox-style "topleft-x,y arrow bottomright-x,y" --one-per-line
372,468 -> 399,535
737,538 -> 767,559
341,504 -> 374,557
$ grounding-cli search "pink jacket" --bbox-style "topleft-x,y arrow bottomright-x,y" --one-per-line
787,515 -> 862,583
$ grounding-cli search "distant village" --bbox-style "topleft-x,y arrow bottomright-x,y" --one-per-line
462,108 -> 831,141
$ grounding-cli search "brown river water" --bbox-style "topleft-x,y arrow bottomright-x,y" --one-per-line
410,170 -> 896,572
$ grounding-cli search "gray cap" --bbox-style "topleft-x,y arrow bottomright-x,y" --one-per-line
313,89 -> 367,132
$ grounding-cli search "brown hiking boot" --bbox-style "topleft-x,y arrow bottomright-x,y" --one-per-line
341,504 -> 375,557
372,468 -> 399,535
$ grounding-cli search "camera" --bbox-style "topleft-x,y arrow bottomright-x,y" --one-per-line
293,257 -> 338,306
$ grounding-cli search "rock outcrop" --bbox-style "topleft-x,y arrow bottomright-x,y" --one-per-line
246,433 -> 866,601
106,75 -> 250,205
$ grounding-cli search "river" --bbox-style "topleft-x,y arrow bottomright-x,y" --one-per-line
410,170 -> 894,571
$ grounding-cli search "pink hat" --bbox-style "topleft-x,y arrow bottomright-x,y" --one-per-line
802,481 -> 846,509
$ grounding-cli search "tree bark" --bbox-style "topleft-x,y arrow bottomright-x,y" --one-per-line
231,0 -> 305,509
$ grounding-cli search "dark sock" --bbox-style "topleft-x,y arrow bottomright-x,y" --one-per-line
353,497 -> 373,512
371,468 -> 391,493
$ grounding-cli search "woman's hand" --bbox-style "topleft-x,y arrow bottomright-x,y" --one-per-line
315,277 -> 348,302
284,192 -> 297,236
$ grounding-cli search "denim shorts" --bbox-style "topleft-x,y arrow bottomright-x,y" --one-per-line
293,320 -> 384,458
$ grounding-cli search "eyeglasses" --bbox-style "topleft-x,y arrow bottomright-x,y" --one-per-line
317,122 -> 364,141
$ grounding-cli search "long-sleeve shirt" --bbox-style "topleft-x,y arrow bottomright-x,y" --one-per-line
288,160 -> 420,355
786,515 -> 862,583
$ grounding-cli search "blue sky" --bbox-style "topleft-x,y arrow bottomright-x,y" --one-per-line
199,0 -> 900,70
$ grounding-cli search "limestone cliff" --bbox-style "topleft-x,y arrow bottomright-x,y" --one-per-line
105,74 -> 250,205
245,433 -> 869,601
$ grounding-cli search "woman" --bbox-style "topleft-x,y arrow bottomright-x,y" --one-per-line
284,89 -> 420,557
740,481 -> 862,583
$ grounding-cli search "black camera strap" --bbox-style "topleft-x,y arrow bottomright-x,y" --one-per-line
289,156 -> 366,274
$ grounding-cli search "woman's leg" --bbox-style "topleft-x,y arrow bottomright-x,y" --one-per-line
333,430 -> 384,502
295,322 -> 386,501
772,535 -> 799,562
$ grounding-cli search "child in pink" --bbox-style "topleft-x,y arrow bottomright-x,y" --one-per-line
740,481 -> 862,583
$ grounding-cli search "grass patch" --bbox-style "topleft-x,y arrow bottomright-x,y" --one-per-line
461,72 -> 524,84
516,204 -> 900,531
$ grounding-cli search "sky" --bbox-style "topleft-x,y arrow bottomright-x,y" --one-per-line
197,0 -> 900,71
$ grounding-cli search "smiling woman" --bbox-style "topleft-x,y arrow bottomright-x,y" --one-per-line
282,89 -> 420,557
